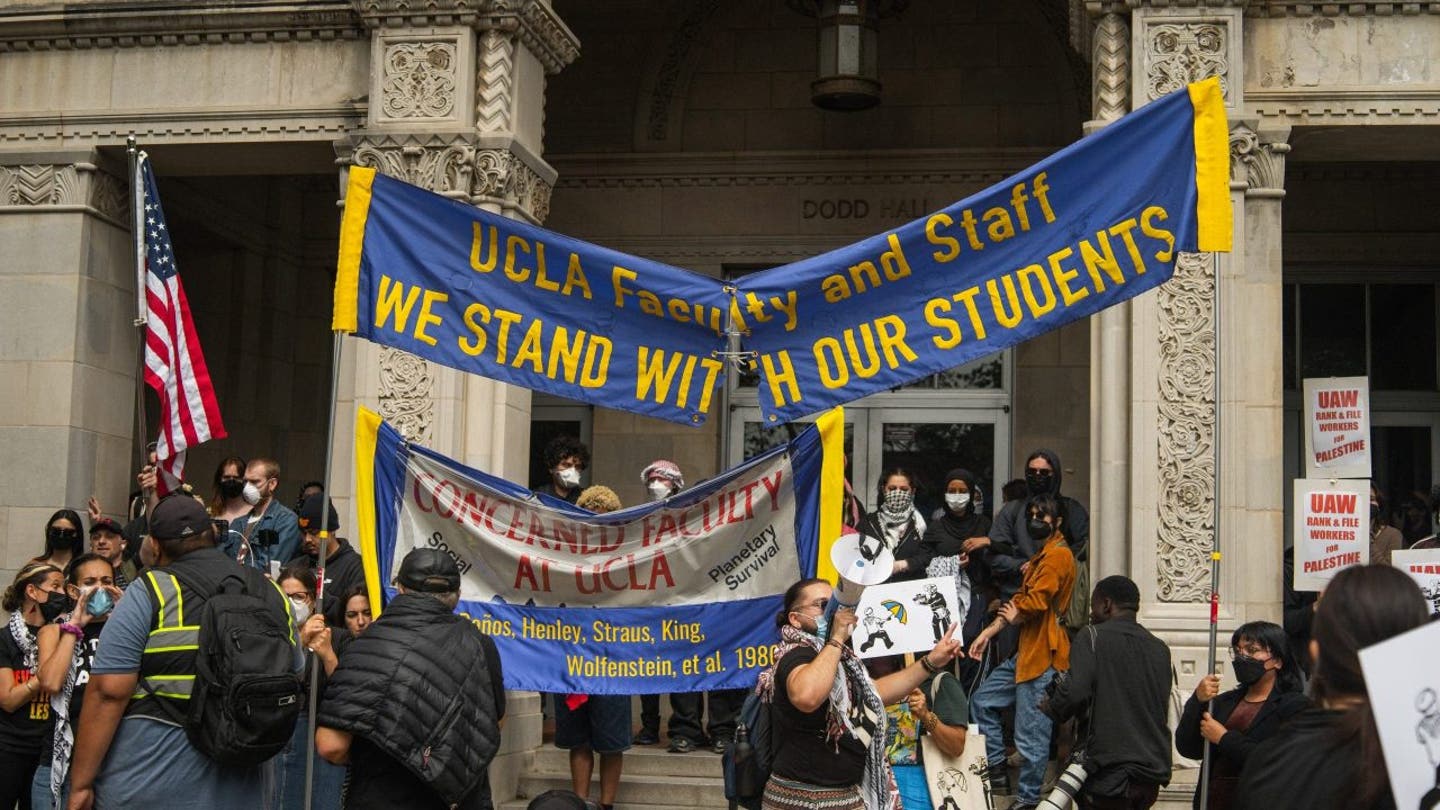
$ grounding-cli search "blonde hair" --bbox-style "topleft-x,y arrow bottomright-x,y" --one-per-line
3,562 -> 62,612
576,485 -> 621,514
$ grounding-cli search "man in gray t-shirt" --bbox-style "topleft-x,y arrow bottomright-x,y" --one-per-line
66,494 -> 299,810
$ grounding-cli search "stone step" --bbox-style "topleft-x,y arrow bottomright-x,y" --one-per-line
529,744 -> 725,778
511,770 -> 731,809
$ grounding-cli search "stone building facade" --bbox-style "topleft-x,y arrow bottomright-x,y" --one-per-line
2,0 -> 1438,804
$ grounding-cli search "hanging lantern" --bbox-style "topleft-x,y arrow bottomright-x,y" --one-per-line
791,0 -> 906,111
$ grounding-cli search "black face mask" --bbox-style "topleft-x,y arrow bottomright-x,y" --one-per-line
46,527 -> 80,554
1025,469 -> 1054,495
38,590 -> 72,623
1232,655 -> 1269,686
219,478 -> 245,499
1026,517 -> 1053,542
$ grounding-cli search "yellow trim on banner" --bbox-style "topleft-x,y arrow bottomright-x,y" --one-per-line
332,166 -> 376,333
1188,77 -> 1232,253
354,405 -> 385,617
815,406 -> 845,584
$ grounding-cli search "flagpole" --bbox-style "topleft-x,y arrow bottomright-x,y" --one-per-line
1197,251 -> 1224,810
127,137 -> 149,480
304,331 -> 345,810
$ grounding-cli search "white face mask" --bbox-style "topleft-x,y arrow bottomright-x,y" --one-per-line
557,468 -> 582,488
647,481 -> 673,501
945,493 -> 971,511
290,597 -> 312,624
242,481 -> 263,506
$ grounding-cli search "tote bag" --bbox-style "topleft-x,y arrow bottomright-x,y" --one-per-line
919,671 -> 994,810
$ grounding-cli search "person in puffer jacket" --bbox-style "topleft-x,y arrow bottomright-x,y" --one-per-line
316,549 -> 506,810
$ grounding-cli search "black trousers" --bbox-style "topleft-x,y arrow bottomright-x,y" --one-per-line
668,688 -> 746,744
1079,782 -> 1161,810
0,747 -> 39,810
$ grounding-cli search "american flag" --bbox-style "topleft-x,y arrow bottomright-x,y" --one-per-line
139,155 -> 226,495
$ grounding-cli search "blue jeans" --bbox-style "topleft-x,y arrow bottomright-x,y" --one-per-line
31,761 -> 67,810
270,716 -> 345,810
970,658 -> 1056,805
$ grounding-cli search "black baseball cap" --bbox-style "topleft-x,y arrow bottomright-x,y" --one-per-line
297,493 -> 340,535
148,494 -> 212,541
396,548 -> 461,593
89,517 -> 125,536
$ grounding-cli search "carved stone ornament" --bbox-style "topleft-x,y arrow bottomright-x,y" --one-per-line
1228,124 -> 1290,192
351,136 -> 474,199
477,29 -> 515,133
1092,12 -> 1130,122
378,345 -> 434,443
381,42 -> 459,119
88,168 -> 128,224
353,0 -> 577,74
1145,23 -> 1228,102
0,164 -> 82,206
1156,251 -> 1217,602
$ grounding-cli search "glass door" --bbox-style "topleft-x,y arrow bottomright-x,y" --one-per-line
1372,411 -> 1440,544
863,408 -> 1009,520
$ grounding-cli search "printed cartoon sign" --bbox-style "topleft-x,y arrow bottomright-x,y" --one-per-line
1303,376 -> 1371,479
1357,619 -> 1440,810
1292,478 -> 1370,592
1393,549 -> 1440,617
850,576 -> 960,659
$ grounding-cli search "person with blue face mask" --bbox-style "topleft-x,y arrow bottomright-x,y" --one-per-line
756,578 -> 962,810
31,554 -> 120,810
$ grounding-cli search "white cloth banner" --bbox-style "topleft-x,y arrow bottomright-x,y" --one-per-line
397,450 -> 798,607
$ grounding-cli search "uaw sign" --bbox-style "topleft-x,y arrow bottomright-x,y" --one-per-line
1303,376 -> 1371,479
355,409 -> 827,693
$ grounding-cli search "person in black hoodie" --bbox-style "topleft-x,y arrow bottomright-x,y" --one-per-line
297,493 -> 367,629
921,468 -> 994,652
1235,564 -> 1429,810
964,449 -> 1089,599
1176,620 -> 1307,809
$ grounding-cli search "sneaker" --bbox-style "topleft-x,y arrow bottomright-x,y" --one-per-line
668,736 -> 696,753
712,737 -> 730,755
634,728 -> 660,746
988,771 -> 1012,796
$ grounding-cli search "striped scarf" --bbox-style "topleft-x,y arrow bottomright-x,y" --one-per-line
758,625 -> 899,810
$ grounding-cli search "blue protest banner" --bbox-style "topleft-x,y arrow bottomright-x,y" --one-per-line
334,79 -> 1230,426
351,407 -> 831,694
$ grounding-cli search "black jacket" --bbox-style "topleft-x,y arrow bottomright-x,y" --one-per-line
1176,683 -> 1308,809
309,538 -> 366,628
318,593 -> 504,808
1045,616 -> 1172,794
858,511 -> 929,582
1235,708 -> 1395,810
987,450 -> 1090,597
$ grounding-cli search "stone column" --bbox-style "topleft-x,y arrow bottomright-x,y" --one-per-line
1085,3 -> 1133,581
332,2 -> 577,801
0,153 -> 135,576
1086,2 -> 1286,686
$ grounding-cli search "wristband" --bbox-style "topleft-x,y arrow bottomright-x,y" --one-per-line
920,655 -> 942,674
825,639 -> 844,651
58,622 -> 83,640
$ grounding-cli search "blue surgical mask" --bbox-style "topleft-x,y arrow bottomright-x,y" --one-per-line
813,613 -> 829,641
86,587 -> 114,619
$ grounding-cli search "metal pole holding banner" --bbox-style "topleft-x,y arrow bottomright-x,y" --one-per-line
304,331 -> 345,810
127,137 -> 150,479
1197,250 -> 1224,810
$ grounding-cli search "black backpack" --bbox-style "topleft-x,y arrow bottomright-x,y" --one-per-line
147,567 -> 303,766
722,682 -> 775,810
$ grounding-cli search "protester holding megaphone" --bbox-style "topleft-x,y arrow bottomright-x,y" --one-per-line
758,577 -> 962,810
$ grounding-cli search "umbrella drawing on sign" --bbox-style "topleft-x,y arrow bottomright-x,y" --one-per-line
881,599 -> 908,624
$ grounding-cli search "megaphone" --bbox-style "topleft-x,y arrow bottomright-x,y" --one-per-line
830,530 -> 893,609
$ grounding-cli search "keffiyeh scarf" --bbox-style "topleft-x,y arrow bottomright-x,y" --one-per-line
758,625 -> 899,810
48,612 -> 86,807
